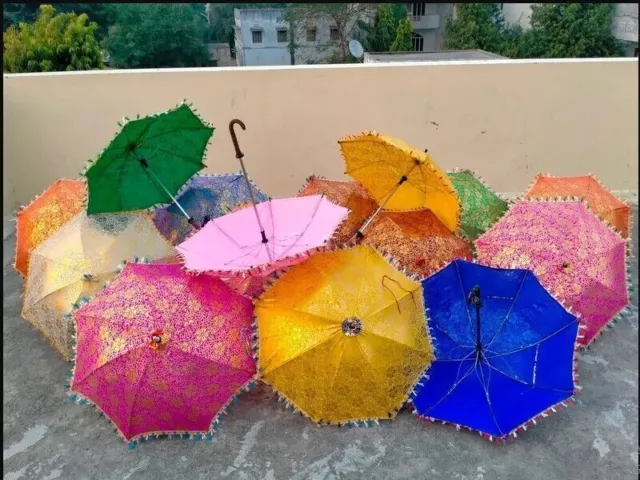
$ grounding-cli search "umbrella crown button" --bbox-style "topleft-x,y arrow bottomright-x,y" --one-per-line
342,317 -> 362,337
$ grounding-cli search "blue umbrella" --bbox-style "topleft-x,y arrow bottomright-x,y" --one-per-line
411,260 -> 581,442
152,173 -> 269,245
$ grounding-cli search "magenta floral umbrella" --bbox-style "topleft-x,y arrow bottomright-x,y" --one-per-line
475,199 -> 631,347
67,262 -> 256,446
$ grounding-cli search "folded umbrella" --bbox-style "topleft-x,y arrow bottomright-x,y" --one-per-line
475,199 -> 631,347
447,169 -> 509,241
153,173 -> 268,245
14,179 -> 86,277
68,262 -> 256,446
255,245 -> 434,425
176,195 -> 348,276
361,209 -> 473,277
524,173 -> 631,238
22,211 -> 175,360
411,260 -> 580,442
297,176 -> 377,246
338,131 -> 460,235
83,100 -> 214,223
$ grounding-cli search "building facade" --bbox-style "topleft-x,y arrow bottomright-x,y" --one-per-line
405,3 -> 454,52
234,8 -> 352,67
500,3 -> 638,56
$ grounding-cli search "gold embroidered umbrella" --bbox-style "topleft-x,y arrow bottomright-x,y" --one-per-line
22,211 -> 175,360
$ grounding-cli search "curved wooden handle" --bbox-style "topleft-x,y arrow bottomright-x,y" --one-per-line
229,119 -> 246,159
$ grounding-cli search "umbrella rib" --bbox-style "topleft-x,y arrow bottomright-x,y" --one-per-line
483,359 -> 573,393
419,360 -> 476,416
454,262 -> 478,345
123,351 -> 154,438
475,362 -> 505,438
138,145 -> 204,166
352,337 -> 395,412
483,321 -> 576,358
483,272 -> 530,351
262,330 -> 340,375
276,195 -> 326,261
172,346 -> 255,375
139,126 -> 212,145
364,330 -> 430,357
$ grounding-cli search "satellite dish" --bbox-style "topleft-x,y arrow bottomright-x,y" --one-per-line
349,40 -> 364,61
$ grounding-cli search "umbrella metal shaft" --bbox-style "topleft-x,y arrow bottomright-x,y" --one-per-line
352,161 -> 420,241
139,159 -> 195,226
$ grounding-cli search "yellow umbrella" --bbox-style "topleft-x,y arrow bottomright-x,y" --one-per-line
22,211 -> 175,360
338,131 -> 460,234
255,245 -> 434,426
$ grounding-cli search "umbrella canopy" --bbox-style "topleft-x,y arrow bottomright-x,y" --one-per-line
411,260 -> 580,442
447,169 -> 509,241
524,173 -> 631,238
361,210 -> 473,277
153,173 -> 269,245
338,131 -> 460,232
14,179 -> 86,277
22,212 -> 175,360
297,176 -> 377,245
255,245 -> 434,425
84,101 -> 214,214
68,262 -> 256,445
475,199 -> 631,347
176,195 -> 349,276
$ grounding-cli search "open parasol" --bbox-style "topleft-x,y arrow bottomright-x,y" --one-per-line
83,100 -> 214,225
524,173 -> 631,238
338,131 -> 460,236
255,245 -> 434,426
297,176 -> 377,246
14,179 -> 86,277
447,169 -> 509,241
475,199 -> 631,347
153,173 -> 268,245
361,209 -> 473,278
68,262 -> 256,446
411,260 -> 581,442
22,212 -> 175,360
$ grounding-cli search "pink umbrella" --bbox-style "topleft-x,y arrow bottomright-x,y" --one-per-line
176,195 -> 348,276
475,199 -> 631,347
68,262 -> 256,446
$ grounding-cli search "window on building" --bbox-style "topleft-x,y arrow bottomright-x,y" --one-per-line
330,28 -> 339,41
412,33 -> 424,52
412,3 -> 426,19
635,47 -> 639,57
277,29 -> 288,43
251,30 -> 263,44
307,28 -> 317,42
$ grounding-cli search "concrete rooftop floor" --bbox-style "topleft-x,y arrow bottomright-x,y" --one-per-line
3,207 -> 638,480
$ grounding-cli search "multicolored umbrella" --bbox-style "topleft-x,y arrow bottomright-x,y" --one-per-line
411,260 -> 580,442
296,176 -> 377,245
524,173 -> 631,238
68,262 -> 256,446
338,131 -> 460,234
14,179 -> 86,277
361,210 -> 473,277
475,199 -> 631,347
447,169 -> 509,241
22,212 -> 175,360
176,195 -> 349,276
83,100 -> 214,219
255,245 -> 434,426
153,173 -> 269,245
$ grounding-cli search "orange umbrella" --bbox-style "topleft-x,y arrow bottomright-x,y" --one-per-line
14,179 -> 86,277
297,176 -> 377,245
362,210 -> 473,277
524,173 -> 631,238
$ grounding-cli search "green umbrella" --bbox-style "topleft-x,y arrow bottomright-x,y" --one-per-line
83,100 -> 214,219
447,169 -> 509,241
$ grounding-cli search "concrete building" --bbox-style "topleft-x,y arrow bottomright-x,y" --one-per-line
234,8 -> 356,66
406,3 -> 454,51
363,49 -> 507,63
500,3 -> 638,56
207,43 -> 233,67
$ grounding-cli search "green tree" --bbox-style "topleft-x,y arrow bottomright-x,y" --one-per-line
442,3 -> 508,53
516,3 -> 623,58
390,16 -> 413,52
3,4 -> 103,73
284,3 -> 376,62
104,4 -> 210,69
359,4 -> 400,52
